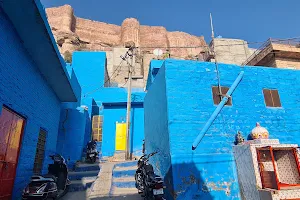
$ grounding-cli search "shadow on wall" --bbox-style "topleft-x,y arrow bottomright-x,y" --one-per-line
92,99 -> 99,116
164,162 -> 214,200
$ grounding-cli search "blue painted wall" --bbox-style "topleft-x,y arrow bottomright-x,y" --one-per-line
0,8 -> 62,199
101,103 -> 144,157
131,106 -> 144,156
146,60 -> 164,91
144,59 -> 300,199
72,51 -> 106,95
71,52 -> 146,157
144,62 -> 173,199
102,105 -> 127,156
92,88 -> 145,157
56,107 -> 89,168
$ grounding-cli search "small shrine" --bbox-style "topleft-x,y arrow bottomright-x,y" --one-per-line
233,123 -> 300,200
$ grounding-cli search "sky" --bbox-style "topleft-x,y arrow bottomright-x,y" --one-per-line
41,0 -> 300,48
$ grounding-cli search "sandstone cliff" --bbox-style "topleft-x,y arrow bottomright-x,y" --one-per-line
46,5 -> 207,59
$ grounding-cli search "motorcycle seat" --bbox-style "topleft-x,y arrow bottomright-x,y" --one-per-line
42,174 -> 57,182
148,173 -> 156,181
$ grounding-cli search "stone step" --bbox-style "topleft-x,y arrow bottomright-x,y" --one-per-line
112,181 -> 136,188
68,170 -> 99,181
68,178 -> 97,192
114,161 -> 138,168
114,165 -> 137,172
107,152 -> 126,162
113,176 -> 135,182
74,162 -> 101,172
112,169 -> 136,178
110,187 -> 139,196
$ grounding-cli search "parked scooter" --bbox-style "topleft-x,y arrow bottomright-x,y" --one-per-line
135,151 -> 165,200
86,139 -> 98,163
22,154 -> 70,200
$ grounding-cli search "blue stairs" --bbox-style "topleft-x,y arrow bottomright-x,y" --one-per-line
110,161 -> 138,195
68,162 -> 100,192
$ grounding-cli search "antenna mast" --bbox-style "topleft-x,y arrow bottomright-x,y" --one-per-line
210,13 -> 215,39
210,13 -> 222,101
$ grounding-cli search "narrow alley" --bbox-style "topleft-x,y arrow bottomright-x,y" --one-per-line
1,0 -> 300,199
62,158 -> 142,200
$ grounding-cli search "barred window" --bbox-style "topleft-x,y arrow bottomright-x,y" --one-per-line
92,115 -> 103,142
33,129 -> 47,174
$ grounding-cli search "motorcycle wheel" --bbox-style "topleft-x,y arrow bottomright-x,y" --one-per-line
143,189 -> 152,200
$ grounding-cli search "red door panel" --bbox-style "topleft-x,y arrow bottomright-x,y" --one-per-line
6,116 -> 24,163
0,109 -> 14,161
1,163 -> 16,179
0,107 -> 25,200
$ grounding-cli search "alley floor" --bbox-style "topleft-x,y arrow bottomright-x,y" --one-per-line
62,161 -> 142,200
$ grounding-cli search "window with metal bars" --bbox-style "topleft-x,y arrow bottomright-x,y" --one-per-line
33,129 -> 47,174
212,86 -> 232,106
263,89 -> 282,107
92,115 -> 103,142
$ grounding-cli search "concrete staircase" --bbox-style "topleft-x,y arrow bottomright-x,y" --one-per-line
62,160 -> 142,199
110,161 -> 138,196
68,162 -> 101,192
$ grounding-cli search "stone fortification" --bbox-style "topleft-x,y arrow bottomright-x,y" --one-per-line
46,5 -> 206,58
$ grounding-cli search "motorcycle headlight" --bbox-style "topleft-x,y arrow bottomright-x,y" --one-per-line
36,183 -> 47,194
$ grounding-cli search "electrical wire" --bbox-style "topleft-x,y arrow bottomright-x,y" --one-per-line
83,48 -> 135,97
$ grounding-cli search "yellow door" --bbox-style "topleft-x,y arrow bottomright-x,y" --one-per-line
115,123 -> 127,151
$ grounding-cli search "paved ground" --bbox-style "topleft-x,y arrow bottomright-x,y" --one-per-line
62,161 -> 142,200
62,191 -> 142,200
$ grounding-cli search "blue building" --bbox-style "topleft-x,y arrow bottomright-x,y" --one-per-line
144,59 -> 300,199
0,1 -> 80,199
66,51 -> 146,158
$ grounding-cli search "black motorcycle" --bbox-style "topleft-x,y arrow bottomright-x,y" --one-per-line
86,140 -> 98,163
22,154 -> 70,200
135,151 -> 165,200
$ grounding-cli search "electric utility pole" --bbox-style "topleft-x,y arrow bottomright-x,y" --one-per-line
125,47 -> 134,160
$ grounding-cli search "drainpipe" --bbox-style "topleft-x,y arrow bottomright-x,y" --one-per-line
192,71 -> 244,150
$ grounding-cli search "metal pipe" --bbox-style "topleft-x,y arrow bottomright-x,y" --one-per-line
192,71 -> 244,150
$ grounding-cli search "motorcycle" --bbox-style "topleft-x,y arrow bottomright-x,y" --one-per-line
22,154 -> 70,200
86,141 -> 98,163
135,151 -> 165,200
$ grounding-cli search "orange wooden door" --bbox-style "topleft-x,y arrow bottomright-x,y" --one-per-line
0,107 -> 25,200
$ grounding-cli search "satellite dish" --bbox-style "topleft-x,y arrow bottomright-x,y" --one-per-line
153,49 -> 163,57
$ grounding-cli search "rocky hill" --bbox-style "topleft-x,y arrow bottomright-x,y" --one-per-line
45,5 -> 207,60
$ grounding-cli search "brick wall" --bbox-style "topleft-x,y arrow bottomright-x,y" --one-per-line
145,59 -> 300,199
0,9 -> 61,199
